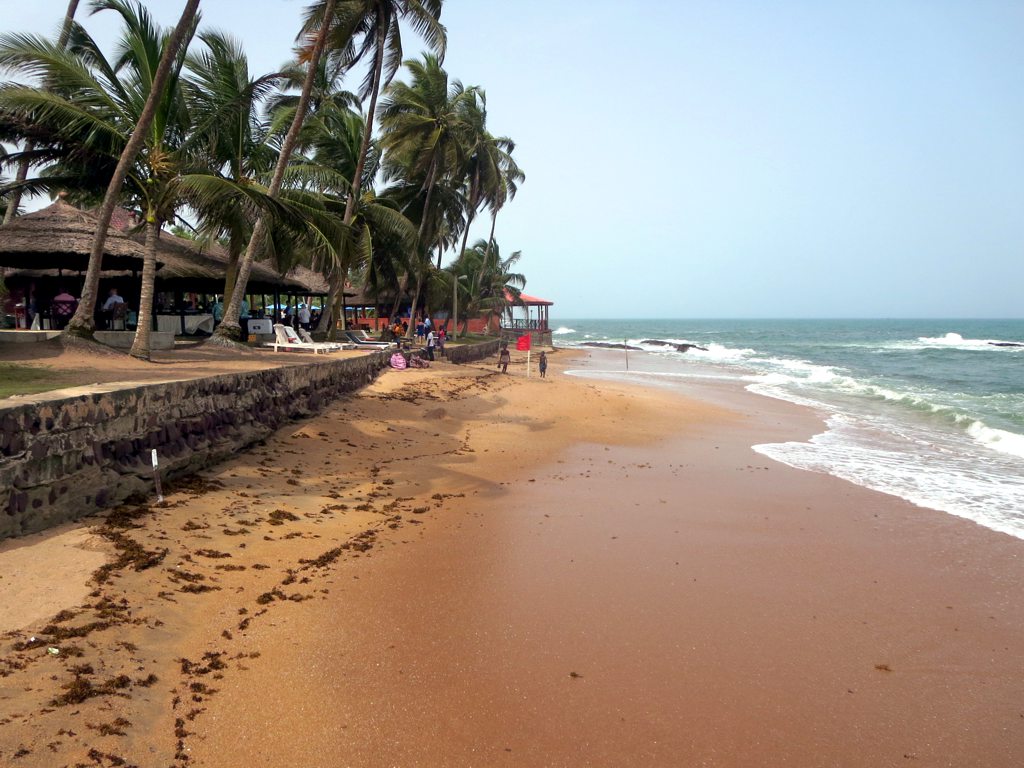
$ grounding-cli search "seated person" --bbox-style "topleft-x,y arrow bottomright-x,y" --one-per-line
100,288 -> 125,329
50,289 -> 78,329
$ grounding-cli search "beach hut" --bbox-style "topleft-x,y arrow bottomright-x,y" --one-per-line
1,200 -> 329,335
0,199 -> 151,328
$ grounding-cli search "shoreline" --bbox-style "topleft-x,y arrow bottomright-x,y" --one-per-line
1,348 -> 1022,766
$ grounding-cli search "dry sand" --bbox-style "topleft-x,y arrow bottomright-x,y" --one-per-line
1,348 -> 1022,767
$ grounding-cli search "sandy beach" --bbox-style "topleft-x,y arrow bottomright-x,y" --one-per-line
1,348 -> 1022,767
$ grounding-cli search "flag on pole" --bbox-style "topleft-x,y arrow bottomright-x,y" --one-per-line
516,334 -> 531,351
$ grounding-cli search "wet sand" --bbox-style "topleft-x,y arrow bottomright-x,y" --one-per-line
1,349 -> 1022,766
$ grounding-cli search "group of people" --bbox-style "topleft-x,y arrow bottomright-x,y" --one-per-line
36,286 -> 126,330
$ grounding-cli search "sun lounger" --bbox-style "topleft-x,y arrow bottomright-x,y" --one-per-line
265,324 -> 338,354
298,328 -> 355,350
342,330 -> 392,348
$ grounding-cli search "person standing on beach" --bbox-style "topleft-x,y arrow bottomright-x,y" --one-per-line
539,351 -> 548,378
425,328 -> 436,361
498,345 -> 511,373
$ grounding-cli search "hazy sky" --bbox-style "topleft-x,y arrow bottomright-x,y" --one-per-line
7,1 -> 1024,318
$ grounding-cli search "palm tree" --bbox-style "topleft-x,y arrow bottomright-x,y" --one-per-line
275,57 -> 372,333
306,0 -> 446,250
210,0 -> 340,344
0,2 -> 291,358
68,0 -> 202,340
449,237 -> 524,335
182,30 -> 283,306
2,0 -> 82,227
377,53 -> 478,331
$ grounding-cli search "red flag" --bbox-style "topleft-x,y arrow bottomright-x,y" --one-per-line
516,334 -> 531,351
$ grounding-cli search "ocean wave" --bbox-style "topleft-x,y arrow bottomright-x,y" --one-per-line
754,419 -> 1024,540
552,326 -> 575,335
967,421 -> 1024,459
906,332 -> 1024,350
749,367 -> 1024,458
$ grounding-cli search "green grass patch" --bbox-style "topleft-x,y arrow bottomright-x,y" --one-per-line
0,363 -> 77,398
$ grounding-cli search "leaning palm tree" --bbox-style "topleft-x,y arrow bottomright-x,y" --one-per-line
0,0 -> 203,340
377,53 -> 478,330
69,0 -> 202,340
305,0 -> 446,235
0,1 -> 292,357
182,29 -> 283,306
210,0 -> 340,344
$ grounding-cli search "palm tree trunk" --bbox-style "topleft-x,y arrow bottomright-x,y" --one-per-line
315,270 -> 340,335
129,216 -> 160,360
212,0 -> 337,344
407,272 -> 423,338
342,17 -> 387,227
64,0 -> 200,340
3,0 -> 81,227
330,275 -> 345,339
483,208 -> 498,260
2,152 -> 32,227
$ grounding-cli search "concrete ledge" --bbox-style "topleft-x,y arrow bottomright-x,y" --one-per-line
0,330 -> 62,344
94,330 -> 175,350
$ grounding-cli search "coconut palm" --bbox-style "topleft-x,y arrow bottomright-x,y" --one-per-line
0,1 -> 292,358
210,0 -> 340,344
182,29 -> 283,305
2,0 -> 82,227
303,0 -> 446,233
71,0 -> 202,339
448,237 -> 524,335
377,53 -> 479,330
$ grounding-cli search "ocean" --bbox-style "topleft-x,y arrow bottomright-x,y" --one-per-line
553,319 -> 1024,541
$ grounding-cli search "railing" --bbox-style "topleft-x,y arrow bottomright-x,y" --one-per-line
502,318 -> 548,331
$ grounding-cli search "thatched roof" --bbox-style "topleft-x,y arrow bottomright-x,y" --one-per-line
0,199 -> 149,270
283,264 -> 329,294
1,200 -> 332,295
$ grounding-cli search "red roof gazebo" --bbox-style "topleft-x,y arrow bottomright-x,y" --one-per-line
503,290 -> 553,332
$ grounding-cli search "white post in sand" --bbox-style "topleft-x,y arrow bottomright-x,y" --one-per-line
151,449 -> 164,503
527,348 -> 531,378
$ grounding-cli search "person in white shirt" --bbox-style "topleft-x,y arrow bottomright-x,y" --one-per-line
298,304 -> 311,330
101,288 -> 125,329
425,328 -> 436,361
101,288 -> 124,311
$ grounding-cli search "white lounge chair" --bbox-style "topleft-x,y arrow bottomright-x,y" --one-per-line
298,328 -> 354,350
265,324 -> 336,354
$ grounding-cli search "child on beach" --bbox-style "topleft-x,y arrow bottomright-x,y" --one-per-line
539,351 -> 548,378
498,345 -> 511,373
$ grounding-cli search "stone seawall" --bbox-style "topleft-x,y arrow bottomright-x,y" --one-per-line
446,339 -> 500,364
1,351 -> 390,540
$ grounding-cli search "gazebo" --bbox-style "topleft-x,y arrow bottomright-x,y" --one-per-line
502,290 -> 553,332
501,290 -> 554,346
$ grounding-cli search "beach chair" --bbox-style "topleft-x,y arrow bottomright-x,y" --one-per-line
298,328 -> 354,350
342,329 -> 391,348
265,324 -> 335,354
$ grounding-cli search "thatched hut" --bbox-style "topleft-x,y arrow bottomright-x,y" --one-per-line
1,200 -> 329,334
0,198 -> 148,272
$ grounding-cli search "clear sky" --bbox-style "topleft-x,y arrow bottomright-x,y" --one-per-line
7,1 -> 1024,318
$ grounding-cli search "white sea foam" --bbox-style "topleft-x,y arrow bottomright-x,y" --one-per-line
967,421 -> 1024,459
896,332 -> 1024,350
754,417 -> 1024,541
552,326 -> 575,335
